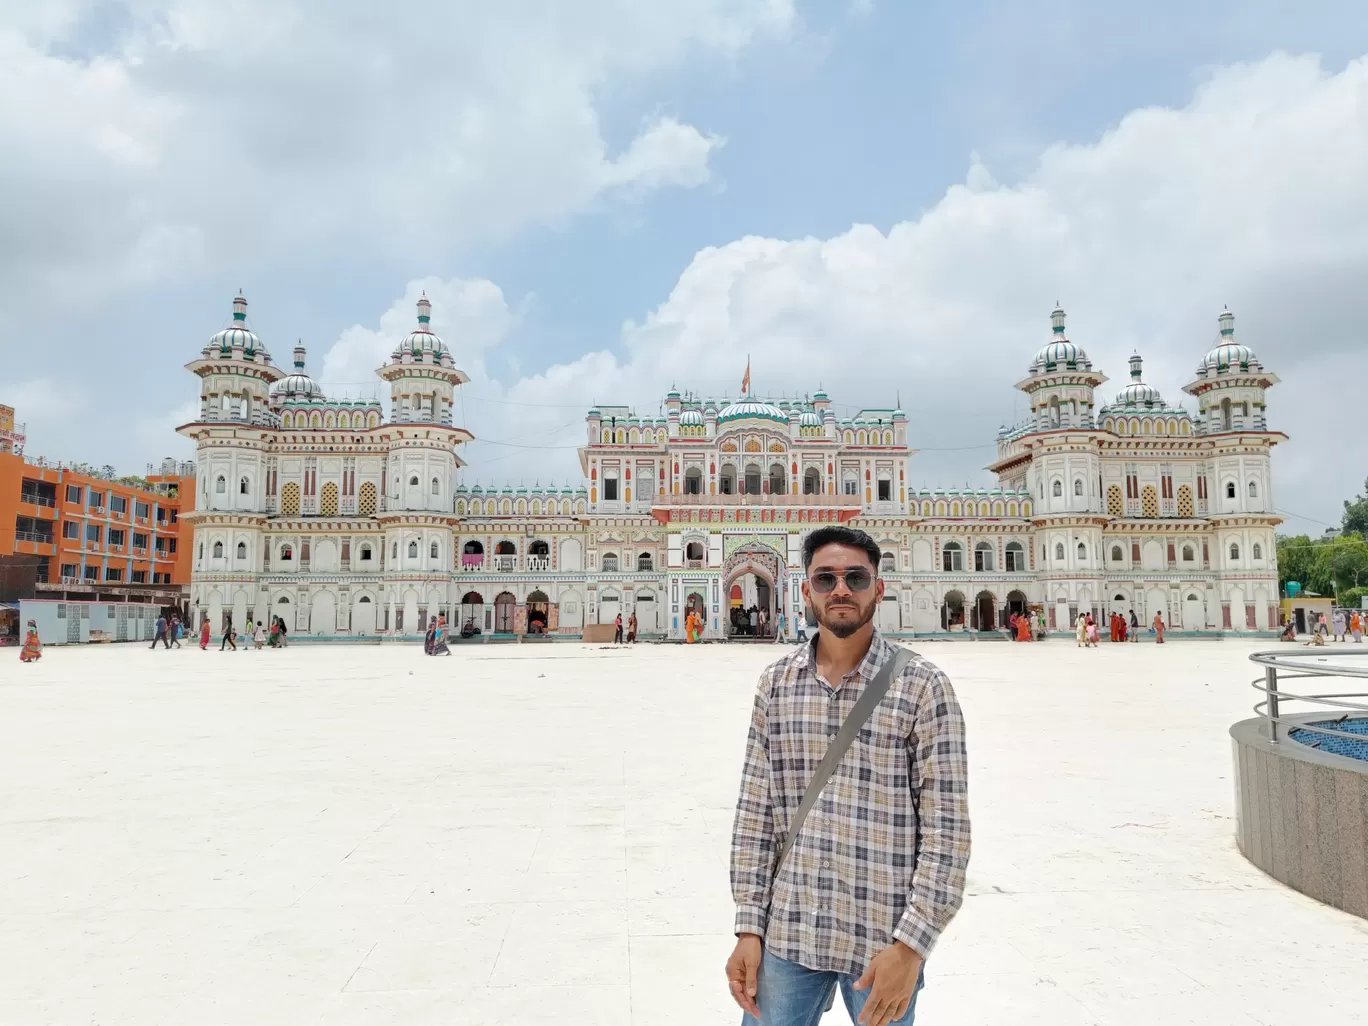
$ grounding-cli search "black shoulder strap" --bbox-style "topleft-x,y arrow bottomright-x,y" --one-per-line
772,646 -> 912,880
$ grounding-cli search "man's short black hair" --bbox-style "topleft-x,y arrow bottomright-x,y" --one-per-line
802,525 -> 883,571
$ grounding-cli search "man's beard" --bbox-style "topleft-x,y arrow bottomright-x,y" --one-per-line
814,596 -> 877,639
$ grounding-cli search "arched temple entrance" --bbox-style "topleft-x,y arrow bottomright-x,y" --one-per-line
526,590 -> 550,634
971,591 -> 996,632
941,590 -> 965,631
722,542 -> 783,639
494,591 -> 515,634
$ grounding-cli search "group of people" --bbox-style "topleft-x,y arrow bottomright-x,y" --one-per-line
424,616 -> 451,655
612,612 -> 638,644
1007,610 -> 1041,641
205,616 -> 288,651
1292,609 -> 1365,645
149,614 -> 186,648
1076,609 -> 1165,646
729,604 -> 776,638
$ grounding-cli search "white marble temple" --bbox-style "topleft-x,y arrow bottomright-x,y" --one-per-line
2,638 -> 1366,1025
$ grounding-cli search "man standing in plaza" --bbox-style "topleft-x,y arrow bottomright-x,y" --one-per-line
726,526 -> 970,1025
150,613 -> 169,650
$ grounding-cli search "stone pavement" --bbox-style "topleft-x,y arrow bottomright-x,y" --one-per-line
1,638 -> 1366,1025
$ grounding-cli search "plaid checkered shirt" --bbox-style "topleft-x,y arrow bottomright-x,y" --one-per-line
730,630 -> 971,976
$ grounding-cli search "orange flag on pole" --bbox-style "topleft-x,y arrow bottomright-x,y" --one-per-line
741,357 -> 751,395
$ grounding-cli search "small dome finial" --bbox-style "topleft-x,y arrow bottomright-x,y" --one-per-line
416,295 -> 432,326
293,340 -> 306,370
1128,352 -> 1143,381
1218,307 -> 1235,337
232,293 -> 248,322
1050,304 -> 1066,335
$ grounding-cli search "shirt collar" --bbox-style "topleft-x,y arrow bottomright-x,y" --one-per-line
796,626 -> 888,683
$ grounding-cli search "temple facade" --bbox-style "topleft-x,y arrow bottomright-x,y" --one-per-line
180,297 -> 1284,639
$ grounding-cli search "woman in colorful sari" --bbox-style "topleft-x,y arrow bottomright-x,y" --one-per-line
19,620 -> 41,662
199,617 -> 211,650
423,617 -> 437,655
1016,612 -> 1032,642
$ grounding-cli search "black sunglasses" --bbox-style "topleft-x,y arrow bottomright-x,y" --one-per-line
808,569 -> 874,594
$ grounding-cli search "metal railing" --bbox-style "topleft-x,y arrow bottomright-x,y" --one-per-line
20,492 -> 56,507
14,530 -> 54,543
1249,650 -> 1368,748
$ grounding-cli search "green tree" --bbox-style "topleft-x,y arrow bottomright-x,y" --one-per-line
1344,477 -> 1368,535
1277,535 -> 1333,595
1330,537 -> 1368,595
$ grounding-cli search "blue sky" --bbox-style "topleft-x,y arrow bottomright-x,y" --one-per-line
4,1 -> 1368,530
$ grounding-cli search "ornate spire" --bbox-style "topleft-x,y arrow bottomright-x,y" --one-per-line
1050,303 -> 1066,336
1129,352 -> 1142,381
1219,306 -> 1235,337
417,292 -> 431,326
293,340 -> 306,370
232,291 -> 248,322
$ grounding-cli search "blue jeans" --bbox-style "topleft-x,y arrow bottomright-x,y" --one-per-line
741,949 -> 923,1025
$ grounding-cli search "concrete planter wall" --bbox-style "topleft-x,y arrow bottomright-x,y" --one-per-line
1230,715 -> 1368,919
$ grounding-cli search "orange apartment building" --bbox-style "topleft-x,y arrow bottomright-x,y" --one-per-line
0,407 -> 195,644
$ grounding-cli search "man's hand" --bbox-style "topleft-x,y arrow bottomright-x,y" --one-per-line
725,933 -> 763,1018
852,941 -> 922,1026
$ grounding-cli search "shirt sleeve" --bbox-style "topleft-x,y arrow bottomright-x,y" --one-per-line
893,665 -> 971,957
730,669 -> 776,938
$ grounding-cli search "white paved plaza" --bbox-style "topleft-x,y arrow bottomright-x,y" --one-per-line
2,638 -> 1367,1025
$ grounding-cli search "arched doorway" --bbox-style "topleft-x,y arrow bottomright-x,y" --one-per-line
971,591 -> 995,631
460,591 -> 484,634
310,591 -> 336,635
525,590 -> 549,634
494,591 -> 516,633
635,591 -> 657,633
684,590 -> 706,635
598,589 -> 622,626
1006,590 -> 1028,618
941,590 -> 965,631
353,594 -> 376,635
275,594 -> 290,632
1184,591 -> 1204,631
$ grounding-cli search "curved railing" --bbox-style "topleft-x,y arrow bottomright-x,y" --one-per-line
1247,649 -> 1368,752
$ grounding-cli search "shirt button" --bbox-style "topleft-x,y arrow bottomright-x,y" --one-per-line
829,733 -> 837,742
823,860 -> 831,869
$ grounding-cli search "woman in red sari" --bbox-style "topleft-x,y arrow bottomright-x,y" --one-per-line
199,617 -> 211,650
1015,613 -> 1032,641
19,620 -> 41,662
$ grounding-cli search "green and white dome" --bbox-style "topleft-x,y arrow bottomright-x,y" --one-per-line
204,293 -> 271,361
717,398 -> 788,424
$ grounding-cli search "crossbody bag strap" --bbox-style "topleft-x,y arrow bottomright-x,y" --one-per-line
772,646 -> 912,881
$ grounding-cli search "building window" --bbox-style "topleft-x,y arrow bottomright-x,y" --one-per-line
1077,542 -> 1087,561
638,552 -> 653,571
88,490 -> 104,508
942,542 -> 963,572
105,567 -> 122,581
430,541 -> 439,559
1182,544 -> 1194,562
1055,542 -> 1065,561
239,477 -> 249,495
135,500 -> 149,518
1230,543 -> 1240,561
1110,545 -> 1123,563
60,563 -> 78,578
83,566 -> 98,581
803,468 -> 821,494
684,469 -> 702,495
1073,479 -> 1083,496
359,545 -> 372,561
601,553 -> 619,572
133,532 -> 148,548
110,495 -> 127,514
86,524 -> 101,542
165,538 -> 176,553
66,485 -> 82,503
237,541 -> 247,559
108,529 -> 125,546
1226,482 -> 1236,499
215,476 -> 226,494
212,541 -> 223,558
1248,481 -> 1257,498
1005,542 -> 1024,572
842,477 -> 858,496
408,540 -> 419,558
880,552 -> 895,573
973,542 -> 994,572
281,544 -> 293,561
409,475 -> 420,487
131,570 -> 146,583
1253,542 -> 1263,560
604,476 -> 619,501
431,477 -> 440,495
877,479 -> 892,502
63,521 -> 79,539
1052,480 -> 1063,497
